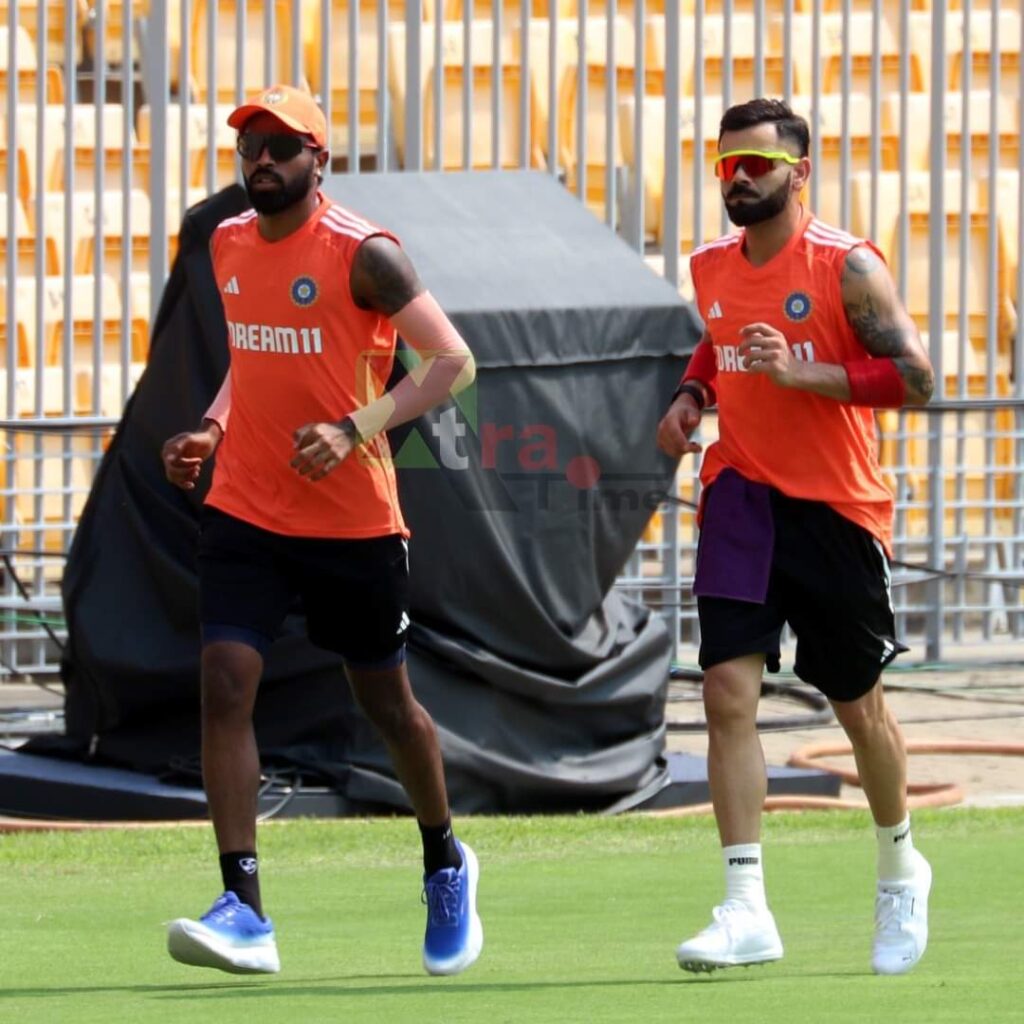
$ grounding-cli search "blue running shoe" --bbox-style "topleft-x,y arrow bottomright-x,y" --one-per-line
422,840 -> 483,976
167,891 -> 280,974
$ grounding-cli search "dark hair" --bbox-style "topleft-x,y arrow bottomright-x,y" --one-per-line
719,98 -> 810,157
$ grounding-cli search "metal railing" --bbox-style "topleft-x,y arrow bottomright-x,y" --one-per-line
1,0 -> 1021,672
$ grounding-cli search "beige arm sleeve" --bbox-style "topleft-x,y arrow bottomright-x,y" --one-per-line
203,372 -> 231,434
347,291 -> 476,442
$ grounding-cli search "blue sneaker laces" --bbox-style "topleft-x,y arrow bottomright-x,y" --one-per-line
201,893 -> 242,926
423,869 -> 462,927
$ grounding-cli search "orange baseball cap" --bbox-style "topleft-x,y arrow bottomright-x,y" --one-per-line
227,84 -> 328,148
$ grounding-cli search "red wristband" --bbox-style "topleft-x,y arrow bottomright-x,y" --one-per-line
843,358 -> 906,408
681,340 -> 718,406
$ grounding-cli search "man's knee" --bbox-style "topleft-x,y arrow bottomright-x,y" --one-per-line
201,647 -> 260,722
703,658 -> 762,727
832,681 -> 890,745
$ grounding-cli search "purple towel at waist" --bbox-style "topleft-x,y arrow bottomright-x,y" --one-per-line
693,468 -> 775,604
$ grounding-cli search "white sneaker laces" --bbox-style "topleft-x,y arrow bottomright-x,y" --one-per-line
875,888 -> 914,934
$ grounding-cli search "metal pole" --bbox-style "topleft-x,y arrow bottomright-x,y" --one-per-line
925,2 -> 947,662
405,0 -> 422,170
349,0 -> 359,170
631,0 -> 645,251
664,0 -> 681,287
147,0 -> 168,322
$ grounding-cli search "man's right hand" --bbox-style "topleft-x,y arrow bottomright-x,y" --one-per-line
162,423 -> 222,490
656,394 -> 704,459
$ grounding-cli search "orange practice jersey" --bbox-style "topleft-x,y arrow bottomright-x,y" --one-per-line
690,210 -> 894,551
206,195 -> 408,539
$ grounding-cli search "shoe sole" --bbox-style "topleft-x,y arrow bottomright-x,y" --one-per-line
423,844 -> 484,977
872,855 -> 932,976
679,942 -> 782,974
677,946 -> 784,974
167,919 -> 281,975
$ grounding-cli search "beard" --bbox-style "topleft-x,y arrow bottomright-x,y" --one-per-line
243,163 -> 317,214
724,175 -> 792,227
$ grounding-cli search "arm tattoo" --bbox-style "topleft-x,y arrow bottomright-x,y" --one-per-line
843,288 -> 905,357
350,236 -> 425,315
841,247 -> 935,403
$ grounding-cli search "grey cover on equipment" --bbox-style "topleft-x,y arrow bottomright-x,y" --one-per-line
40,171 -> 701,815
326,171 -> 701,810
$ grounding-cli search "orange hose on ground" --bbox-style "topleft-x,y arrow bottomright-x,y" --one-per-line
2,743 -> 1023,829
645,739 -> 1024,817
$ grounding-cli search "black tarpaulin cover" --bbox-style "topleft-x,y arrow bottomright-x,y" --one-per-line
38,171 -> 701,813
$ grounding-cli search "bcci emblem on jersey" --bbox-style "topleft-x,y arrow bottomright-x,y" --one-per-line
784,291 -> 812,322
291,275 -> 319,307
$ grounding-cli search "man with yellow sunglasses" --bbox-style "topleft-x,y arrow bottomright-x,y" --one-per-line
657,98 -> 934,977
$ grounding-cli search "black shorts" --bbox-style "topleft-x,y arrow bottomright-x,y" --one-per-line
198,505 -> 410,668
697,488 -> 906,702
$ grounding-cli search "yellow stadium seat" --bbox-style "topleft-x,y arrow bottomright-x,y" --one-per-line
525,15 -> 635,163
911,9 -> 1021,99
884,182 -> 1014,352
189,0 -> 296,105
556,17 -> 648,219
681,0 -> 931,8
0,276 -> 36,366
389,18 -> 540,168
618,94 -> 728,248
55,273 -> 139,364
42,189 -> 152,283
12,103 -> 140,199
138,102 -> 237,192
647,13 -> 786,99
0,193 -> 59,276
887,91 -> 1020,175
424,63 -> 541,171
987,170 -> 1019,306
949,9 -> 1021,99
0,24 -> 63,102
81,0 -> 148,65
0,0 -> 86,66
301,0 -> 389,161
0,132 -> 31,204
0,273 -> 141,365
790,93 -> 899,231
781,12 -> 922,97
443,0 -> 569,17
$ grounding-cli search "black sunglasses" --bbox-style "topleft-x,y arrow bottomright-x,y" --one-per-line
236,132 -> 318,162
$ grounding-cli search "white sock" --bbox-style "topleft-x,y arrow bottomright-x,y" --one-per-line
876,815 -> 916,882
723,843 -> 767,910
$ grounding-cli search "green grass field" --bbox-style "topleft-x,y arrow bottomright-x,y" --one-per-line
0,808 -> 1020,1024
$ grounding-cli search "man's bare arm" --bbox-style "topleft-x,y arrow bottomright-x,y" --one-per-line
840,245 -> 934,406
349,235 -> 425,315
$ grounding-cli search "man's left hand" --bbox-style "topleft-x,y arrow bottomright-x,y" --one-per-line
291,422 -> 356,481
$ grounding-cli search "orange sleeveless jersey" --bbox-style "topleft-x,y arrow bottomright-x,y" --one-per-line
206,195 -> 408,539
690,210 -> 894,552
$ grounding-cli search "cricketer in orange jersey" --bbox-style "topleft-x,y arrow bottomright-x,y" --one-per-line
161,85 -> 482,979
656,99 -> 935,977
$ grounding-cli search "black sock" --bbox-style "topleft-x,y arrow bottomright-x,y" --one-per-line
418,816 -> 462,877
219,850 -> 263,918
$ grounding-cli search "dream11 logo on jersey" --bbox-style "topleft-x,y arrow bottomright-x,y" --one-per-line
358,348 -> 673,515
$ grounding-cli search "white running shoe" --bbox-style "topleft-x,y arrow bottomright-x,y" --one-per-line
872,849 -> 931,975
676,900 -> 784,973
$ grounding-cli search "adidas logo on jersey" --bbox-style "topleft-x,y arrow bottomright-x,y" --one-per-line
223,276 -> 240,295
707,300 -> 723,320
396,611 -> 410,635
